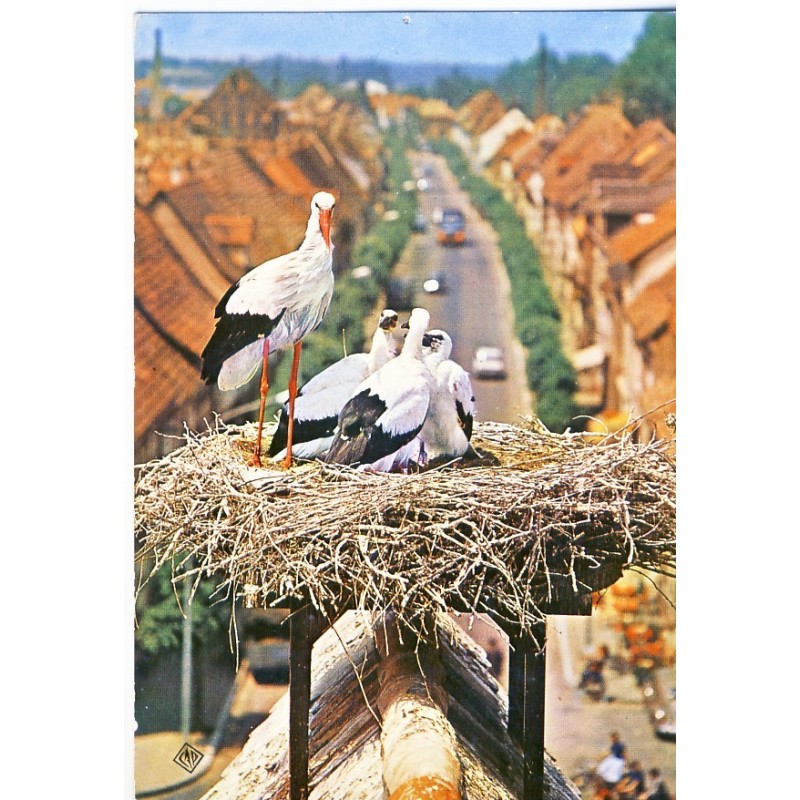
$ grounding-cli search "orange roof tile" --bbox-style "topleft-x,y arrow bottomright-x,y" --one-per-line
608,196 -> 676,264
259,155 -> 317,197
204,213 -> 255,246
456,90 -> 506,135
134,205 -> 218,358
540,104 -> 634,208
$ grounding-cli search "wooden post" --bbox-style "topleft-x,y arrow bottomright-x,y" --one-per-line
508,637 -> 525,747
289,604 -> 314,800
522,620 -> 547,800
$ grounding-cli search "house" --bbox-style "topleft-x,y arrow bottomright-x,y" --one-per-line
416,98 -> 457,139
476,107 -> 534,168
606,197 -> 676,439
201,612 -> 580,800
183,68 -> 283,141
368,93 -> 420,130
450,90 -> 507,159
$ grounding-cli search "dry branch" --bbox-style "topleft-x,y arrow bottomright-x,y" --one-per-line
134,416 -> 676,639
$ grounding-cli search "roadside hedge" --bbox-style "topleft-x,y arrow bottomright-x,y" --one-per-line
430,138 -> 577,432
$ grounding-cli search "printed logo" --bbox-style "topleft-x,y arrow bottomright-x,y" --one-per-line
173,742 -> 204,773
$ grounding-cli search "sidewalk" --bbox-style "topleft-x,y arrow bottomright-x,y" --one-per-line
134,665 -> 287,797
134,732 -> 216,797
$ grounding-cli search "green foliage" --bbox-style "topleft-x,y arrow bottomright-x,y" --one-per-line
610,12 -> 676,130
135,561 -> 230,657
494,50 -> 616,119
430,137 -> 577,432
432,68 -> 492,109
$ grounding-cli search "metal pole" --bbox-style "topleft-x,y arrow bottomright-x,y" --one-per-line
180,575 -> 193,739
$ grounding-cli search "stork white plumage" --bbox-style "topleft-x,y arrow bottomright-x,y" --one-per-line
324,307 -> 433,472
201,191 -> 336,468
414,329 -> 476,467
267,308 -> 400,462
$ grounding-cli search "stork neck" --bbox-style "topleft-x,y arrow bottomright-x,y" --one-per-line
402,322 -> 427,357
368,328 -> 393,371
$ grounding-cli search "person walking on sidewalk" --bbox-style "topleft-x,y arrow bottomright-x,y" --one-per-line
642,767 -> 671,800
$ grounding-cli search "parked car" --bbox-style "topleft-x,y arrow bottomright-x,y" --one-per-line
412,208 -> 427,232
423,271 -> 446,294
472,346 -> 507,379
436,208 -> 466,246
386,277 -> 414,310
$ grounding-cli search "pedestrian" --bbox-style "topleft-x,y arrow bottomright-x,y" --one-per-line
617,759 -> 646,799
595,750 -> 625,794
643,767 -> 671,800
609,731 -> 626,759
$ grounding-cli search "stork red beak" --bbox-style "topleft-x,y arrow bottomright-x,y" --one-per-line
319,208 -> 332,249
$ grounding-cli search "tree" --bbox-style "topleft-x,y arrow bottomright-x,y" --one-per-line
611,11 -> 676,130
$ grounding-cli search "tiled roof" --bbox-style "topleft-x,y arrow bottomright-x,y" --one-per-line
456,90 -> 506,135
185,68 -> 280,139
608,196 -> 676,264
582,181 -> 676,217
626,265 -> 676,343
133,207 -> 218,444
417,98 -> 456,121
368,93 -> 421,118
540,104 -> 634,208
157,176 -> 241,284
258,154 -> 317,197
204,213 -> 255,246
134,305 -> 203,444
134,205 -> 218,357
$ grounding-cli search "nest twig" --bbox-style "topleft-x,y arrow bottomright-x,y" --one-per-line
134,416 -> 676,639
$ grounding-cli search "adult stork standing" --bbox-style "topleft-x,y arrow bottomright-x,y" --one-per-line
325,307 -> 432,472
414,329 -> 476,468
267,308 -> 400,462
200,191 -> 336,468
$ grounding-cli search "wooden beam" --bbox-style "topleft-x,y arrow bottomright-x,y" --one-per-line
288,605 -> 315,800
508,637 -> 525,747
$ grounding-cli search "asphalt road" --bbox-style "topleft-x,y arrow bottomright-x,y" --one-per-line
394,151 -> 533,425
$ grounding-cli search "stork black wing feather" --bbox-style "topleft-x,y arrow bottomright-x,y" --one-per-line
325,389 -> 421,466
200,307 -> 285,385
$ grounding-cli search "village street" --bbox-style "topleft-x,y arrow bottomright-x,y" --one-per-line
392,150 -> 534,425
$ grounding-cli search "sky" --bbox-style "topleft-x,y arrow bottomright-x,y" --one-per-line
133,7 -> 670,66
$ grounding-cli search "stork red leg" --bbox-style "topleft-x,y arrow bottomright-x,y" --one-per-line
283,341 -> 303,469
250,338 -> 270,467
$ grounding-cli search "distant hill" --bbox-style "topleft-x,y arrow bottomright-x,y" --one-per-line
134,55 -> 505,97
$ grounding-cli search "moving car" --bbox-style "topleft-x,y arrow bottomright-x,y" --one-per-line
436,208 -> 466,246
472,346 -> 507,380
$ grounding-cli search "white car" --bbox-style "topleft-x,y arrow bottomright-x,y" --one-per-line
472,346 -> 507,380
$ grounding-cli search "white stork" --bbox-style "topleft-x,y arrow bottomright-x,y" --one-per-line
324,307 -> 432,472
267,308 -> 400,462
414,329 -> 476,468
201,191 -> 336,467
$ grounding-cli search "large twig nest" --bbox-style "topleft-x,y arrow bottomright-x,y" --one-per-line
134,416 -> 676,637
